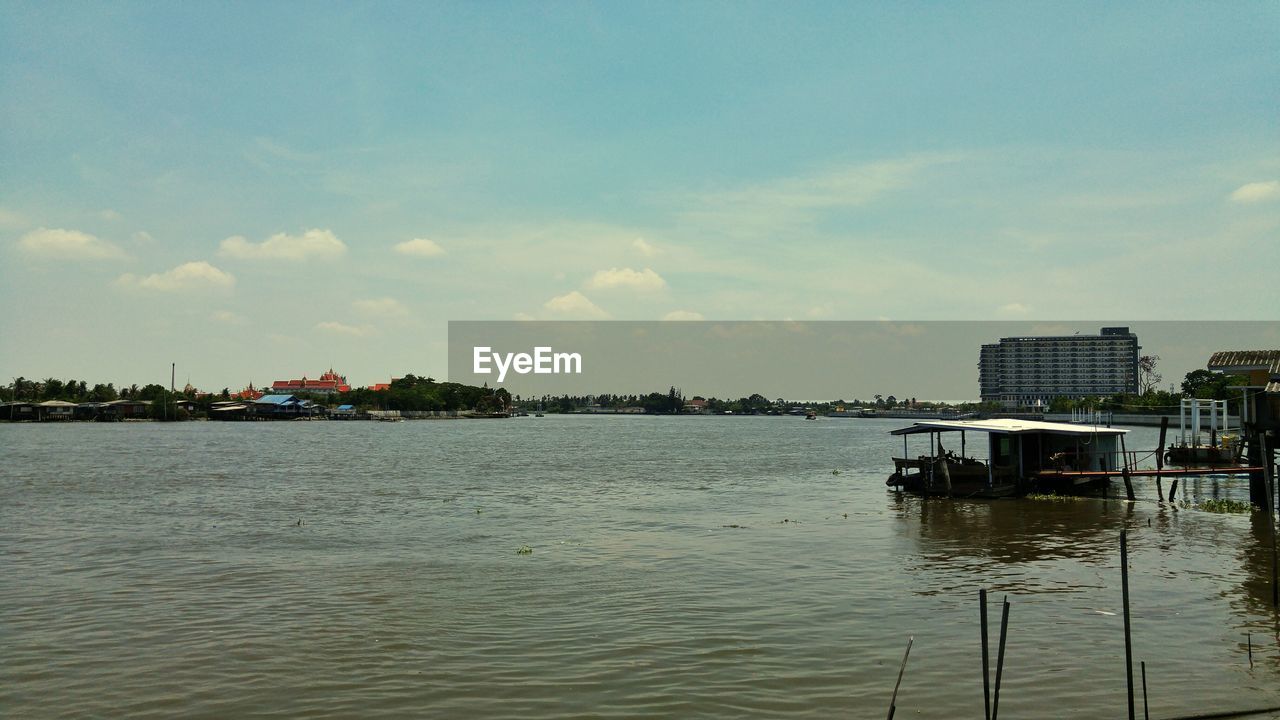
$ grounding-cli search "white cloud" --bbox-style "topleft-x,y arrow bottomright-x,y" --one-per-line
998,302 -> 1032,316
393,237 -> 446,257
0,207 -> 27,230
586,267 -> 667,291
353,297 -> 409,317
681,153 -> 963,233
316,321 -> 373,337
133,231 -> 154,244
1229,180 -> 1280,204
632,237 -> 661,257
543,290 -> 609,319
18,227 -> 125,260
117,261 -> 235,292
662,310 -> 704,321
219,229 -> 347,261
211,310 -> 246,325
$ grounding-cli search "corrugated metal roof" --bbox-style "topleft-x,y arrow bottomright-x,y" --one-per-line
891,418 -> 1128,436
254,394 -> 297,405
1207,350 -> 1280,372
1267,381 -> 1280,394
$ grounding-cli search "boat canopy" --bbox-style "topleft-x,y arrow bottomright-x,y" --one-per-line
889,418 -> 1129,437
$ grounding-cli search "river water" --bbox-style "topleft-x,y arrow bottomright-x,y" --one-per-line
2,416 -> 1278,719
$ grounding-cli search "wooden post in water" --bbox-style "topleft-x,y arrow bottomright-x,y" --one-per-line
937,439 -> 953,498
1156,417 -> 1168,502
980,589 -> 991,720
1121,530 -> 1135,720
1262,433 -> 1277,609
887,635 -> 913,720
1120,434 -> 1136,501
991,597 -> 1010,720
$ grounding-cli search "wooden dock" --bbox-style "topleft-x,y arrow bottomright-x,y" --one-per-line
1037,466 -> 1264,479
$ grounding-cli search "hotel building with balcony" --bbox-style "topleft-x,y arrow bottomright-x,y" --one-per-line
979,327 -> 1140,409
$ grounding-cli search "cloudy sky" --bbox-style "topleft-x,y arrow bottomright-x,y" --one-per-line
2,2 -> 1277,393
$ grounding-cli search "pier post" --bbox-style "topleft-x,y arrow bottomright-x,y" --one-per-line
1120,434 -> 1136,502
1248,425 -> 1268,508
1262,433 -> 1277,609
980,589 -> 991,720
936,440 -> 953,497
1157,416 -> 1169,502
1121,530 -> 1135,720
992,597 -> 1010,720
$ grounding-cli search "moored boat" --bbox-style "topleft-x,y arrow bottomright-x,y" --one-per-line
886,418 -> 1129,497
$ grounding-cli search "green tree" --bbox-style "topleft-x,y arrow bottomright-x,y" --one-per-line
1181,370 -> 1246,401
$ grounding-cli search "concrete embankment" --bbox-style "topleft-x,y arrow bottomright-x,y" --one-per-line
1040,412 -> 1241,427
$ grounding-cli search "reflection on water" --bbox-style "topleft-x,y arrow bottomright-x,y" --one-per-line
1,417 -> 1278,719
1238,512 -> 1280,619
898,495 -> 1134,564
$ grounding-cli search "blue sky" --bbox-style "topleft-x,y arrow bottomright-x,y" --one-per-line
2,1 -> 1277,393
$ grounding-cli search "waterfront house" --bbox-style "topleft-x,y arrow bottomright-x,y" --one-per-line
75,402 -> 109,420
208,401 -> 250,421
36,400 -> 78,421
332,404 -> 358,419
1,401 -> 36,421
108,399 -> 152,419
74,400 -> 152,421
1207,350 -> 1280,431
683,397 -> 709,414
251,394 -> 319,419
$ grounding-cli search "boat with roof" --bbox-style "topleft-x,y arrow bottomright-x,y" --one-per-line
886,418 -> 1129,498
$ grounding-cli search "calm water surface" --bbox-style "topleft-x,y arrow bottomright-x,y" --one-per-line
3,416 -> 1279,718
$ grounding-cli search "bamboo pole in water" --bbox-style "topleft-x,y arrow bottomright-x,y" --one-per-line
1122,530 -> 1135,720
980,589 -> 991,720
886,636 -> 913,720
991,597 -> 1009,720
1141,661 -> 1150,720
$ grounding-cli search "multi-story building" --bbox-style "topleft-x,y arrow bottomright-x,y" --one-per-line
979,327 -> 1139,409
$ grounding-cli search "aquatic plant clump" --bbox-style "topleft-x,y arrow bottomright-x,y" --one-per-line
1024,493 -> 1089,503
1178,499 -> 1254,514
516,545 -> 533,555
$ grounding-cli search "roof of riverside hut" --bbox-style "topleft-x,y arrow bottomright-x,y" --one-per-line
890,418 -> 1128,436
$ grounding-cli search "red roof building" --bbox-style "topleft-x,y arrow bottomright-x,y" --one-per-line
232,383 -> 264,401
270,369 -> 351,395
